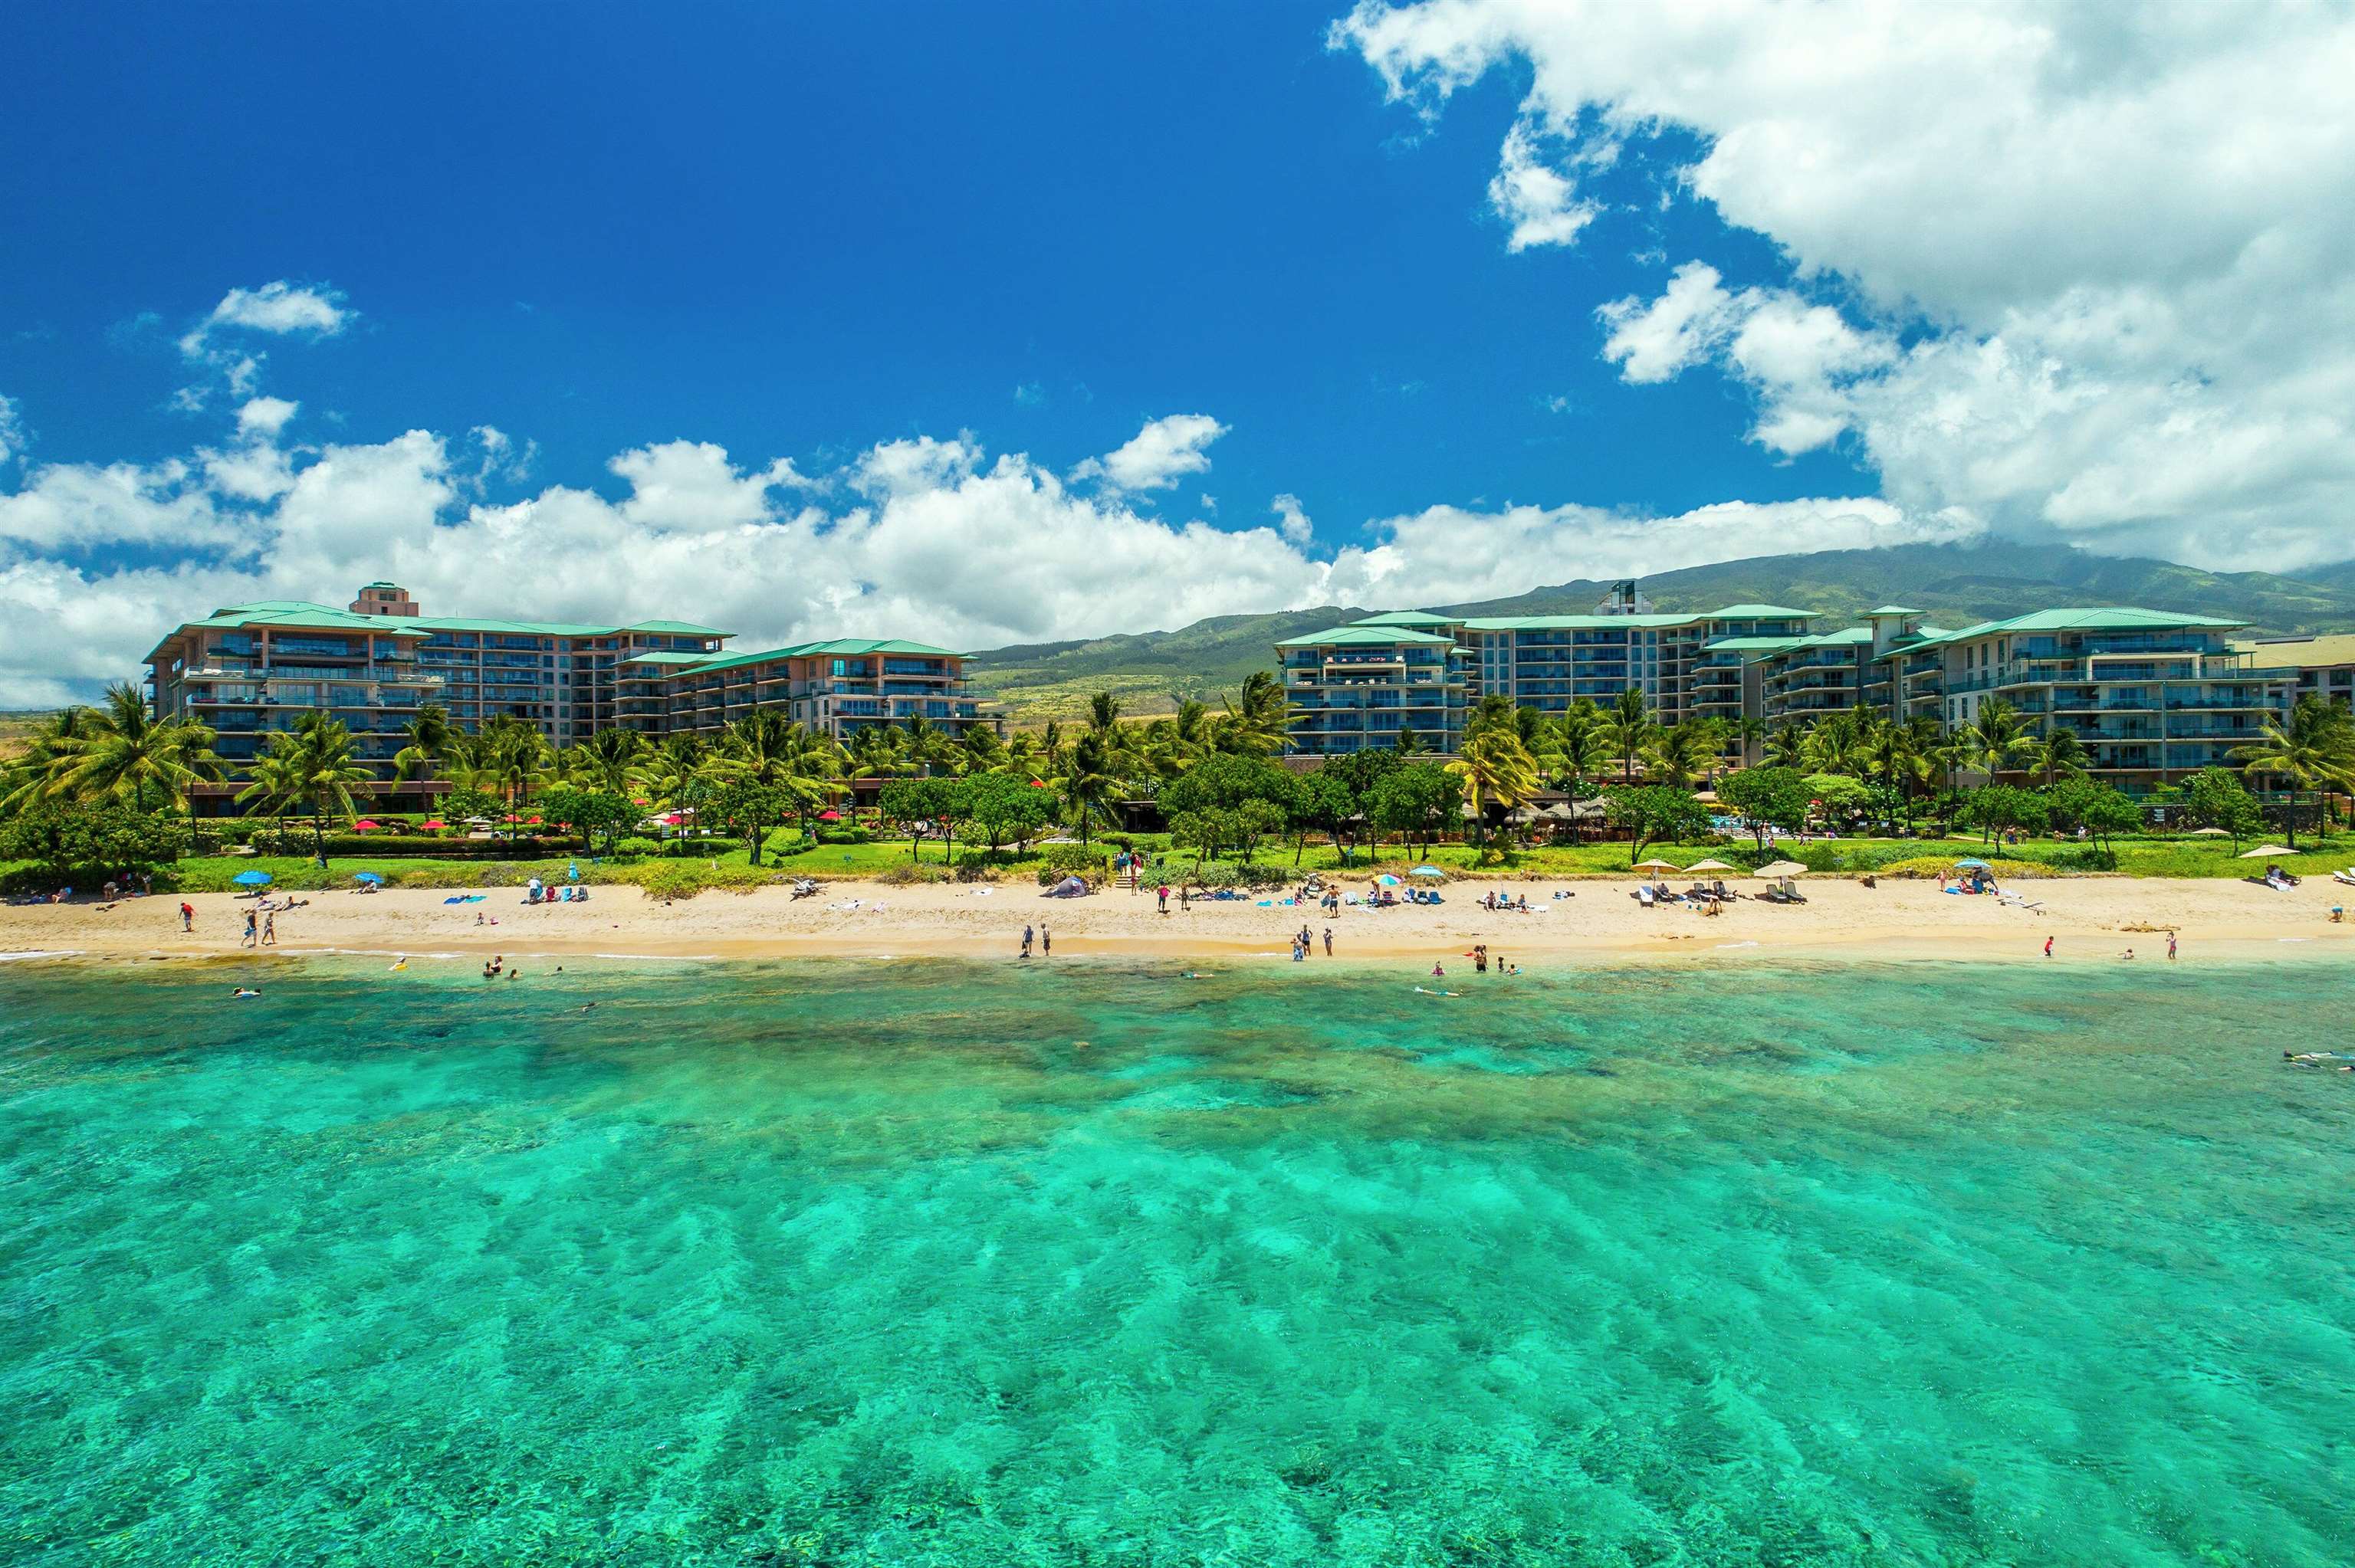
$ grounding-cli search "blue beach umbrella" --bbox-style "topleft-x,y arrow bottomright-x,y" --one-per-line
1375,874 -> 1401,887
353,871 -> 384,884
1409,865 -> 1446,877
232,870 -> 273,887
1955,858 -> 1992,870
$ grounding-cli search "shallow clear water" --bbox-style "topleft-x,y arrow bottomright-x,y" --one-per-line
3,955 -> 2352,1566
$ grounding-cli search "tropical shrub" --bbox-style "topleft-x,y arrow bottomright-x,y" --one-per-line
613,837 -> 662,858
1036,844 -> 1109,886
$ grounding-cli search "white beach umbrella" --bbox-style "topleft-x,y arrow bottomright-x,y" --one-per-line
2187,827 -> 2230,837
1684,858 -> 1737,873
2238,845 -> 2297,858
1631,858 -> 1682,872
1755,860 -> 1809,877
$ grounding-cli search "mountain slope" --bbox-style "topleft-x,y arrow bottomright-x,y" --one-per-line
968,542 -> 2355,723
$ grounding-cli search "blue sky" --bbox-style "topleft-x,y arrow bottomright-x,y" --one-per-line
2,5 -> 1844,521
4,2 -> 2351,700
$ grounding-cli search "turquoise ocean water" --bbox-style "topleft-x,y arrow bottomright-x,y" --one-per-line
2,955 -> 2351,1566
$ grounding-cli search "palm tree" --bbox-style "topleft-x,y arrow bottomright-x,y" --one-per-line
1763,723 -> 1809,770
2231,694 -> 2355,848
43,682 -> 224,811
1087,691 -> 1124,740
1215,671 -> 1291,757
1447,726 -> 1540,847
708,711 -> 838,860
564,726 -> 646,795
232,743 -> 308,844
1604,687 -> 1655,782
1061,730 -> 1121,845
449,716 -> 556,837
2029,726 -> 2090,787
391,704 -> 456,792
1645,720 -> 1718,789
1962,697 -> 2037,783
242,713 -> 371,860
2,703 -> 101,814
900,712 -> 952,776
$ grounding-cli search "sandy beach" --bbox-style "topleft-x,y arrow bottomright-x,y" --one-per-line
5,874 -> 2352,967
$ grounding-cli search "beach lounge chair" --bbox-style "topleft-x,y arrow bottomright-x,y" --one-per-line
1634,885 -> 1656,908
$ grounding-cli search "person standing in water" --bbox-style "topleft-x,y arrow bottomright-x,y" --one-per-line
1322,927 -> 1333,957
2043,935 -> 2054,959
1021,923 -> 1034,958
1041,923 -> 1052,956
2167,932 -> 2178,961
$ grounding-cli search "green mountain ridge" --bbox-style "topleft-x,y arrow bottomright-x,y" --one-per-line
967,541 -> 2355,723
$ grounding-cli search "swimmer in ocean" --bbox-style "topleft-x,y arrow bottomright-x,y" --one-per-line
232,987 -> 260,999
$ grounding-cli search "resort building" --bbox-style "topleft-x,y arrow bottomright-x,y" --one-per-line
1282,587 -> 1816,758
1276,625 -> 1470,755
1876,608 -> 2298,785
629,638 -> 990,742
145,587 -> 730,769
2229,632 -> 2355,710
1289,586 -> 2316,792
145,583 -> 991,809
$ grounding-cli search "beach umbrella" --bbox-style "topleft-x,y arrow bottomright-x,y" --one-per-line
232,869 -> 273,887
1755,860 -> 1808,877
352,818 -> 380,832
2238,845 -> 2296,858
2186,827 -> 2229,836
1410,865 -> 1446,877
1955,858 -> 1992,870
1685,858 -> 1736,872
353,871 -> 383,884
1632,858 -> 1682,872
1375,874 -> 1401,887
818,809 -> 842,822
419,818 -> 448,830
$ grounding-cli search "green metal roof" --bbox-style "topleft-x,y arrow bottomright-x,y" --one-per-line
149,599 -> 737,661
682,638 -> 968,675
1866,604 -> 1922,616
1706,603 -> 1820,620
1987,606 -> 2247,631
1461,613 -> 1700,631
615,650 -> 713,666
1350,610 -> 1461,628
623,619 -> 730,636
1276,625 -> 1457,648
1792,626 -> 1876,648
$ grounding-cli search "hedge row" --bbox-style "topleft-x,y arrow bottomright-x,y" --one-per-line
241,833 -> 583,858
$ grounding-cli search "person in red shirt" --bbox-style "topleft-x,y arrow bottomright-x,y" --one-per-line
179,901 -> 195,932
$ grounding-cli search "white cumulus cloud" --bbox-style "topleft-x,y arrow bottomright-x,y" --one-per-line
1072,414 -> 1229,492
1335,0 -> 2355,569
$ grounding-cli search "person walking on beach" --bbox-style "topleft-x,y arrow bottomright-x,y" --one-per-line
1156,883 -> 1169,914
179,901 -> 194,933
1041,923 -> 1052,956
241,909 -> 258,948
2167,932 -> 2178,961
2043,935 -> 2054,959
261,910 -> 277,946
1322,927 -> 1333,957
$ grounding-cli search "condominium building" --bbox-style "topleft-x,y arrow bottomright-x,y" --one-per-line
629,638 -> 989,740
1276,625 -> 1470,755
1877,608 -> 2296,783
2229,633 -> 2355,709
145,583 -> 990,809
1281,588 -> 1814,757
1286,586 -> 2313,791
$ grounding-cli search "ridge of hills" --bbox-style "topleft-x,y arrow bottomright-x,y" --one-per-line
967,540 -> 2355,723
